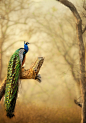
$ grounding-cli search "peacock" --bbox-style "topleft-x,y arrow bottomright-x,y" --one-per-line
4,41 -> 29,118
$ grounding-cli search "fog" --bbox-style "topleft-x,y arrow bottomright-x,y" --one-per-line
0,0 -> 85,122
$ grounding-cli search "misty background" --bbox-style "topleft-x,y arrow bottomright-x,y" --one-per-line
0,0 -> 86,122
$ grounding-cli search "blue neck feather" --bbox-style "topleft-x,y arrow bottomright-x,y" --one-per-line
24,44 -> 29,53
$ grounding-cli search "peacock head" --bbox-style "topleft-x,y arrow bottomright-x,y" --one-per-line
24,41 -> 30,53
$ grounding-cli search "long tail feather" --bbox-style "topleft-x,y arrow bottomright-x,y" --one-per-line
5,50 -> 21,118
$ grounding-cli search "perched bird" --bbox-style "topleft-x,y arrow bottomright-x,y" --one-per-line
4,41 -> 29,118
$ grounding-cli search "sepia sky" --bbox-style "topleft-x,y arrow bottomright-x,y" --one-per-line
1,0 -> 84,108
1,0 -> 85,122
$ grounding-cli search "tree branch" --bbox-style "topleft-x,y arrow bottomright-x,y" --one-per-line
82,26 -> 86,34
0,57 -> 44,101
74,99 -> 82,107
0,78 -> 6,101
56,0 -> 80,22
56,0 -> 85,122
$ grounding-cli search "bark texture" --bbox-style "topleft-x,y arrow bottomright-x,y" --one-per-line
0,39 -> 2,83
0,57 -> 44,101
56,0 -> 85,123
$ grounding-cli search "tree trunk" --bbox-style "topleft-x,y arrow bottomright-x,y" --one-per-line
56,0 -> 86,122
82,92 -> 86,122
0,35 -> 2,83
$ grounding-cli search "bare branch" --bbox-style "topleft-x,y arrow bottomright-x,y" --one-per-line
0,57 -> 44,101
56,0 -> 81,22
20,57 -> 44,79
2,40 -> 27,53
56,0 -> 85,122
0,78 -> 6,100
74,99 -> 82,107
82,26 -> 86,34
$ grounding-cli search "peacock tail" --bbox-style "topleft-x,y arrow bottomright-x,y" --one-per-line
5,49 -> 21,118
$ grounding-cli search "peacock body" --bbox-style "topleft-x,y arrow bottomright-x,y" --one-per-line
4,42 -> 29,118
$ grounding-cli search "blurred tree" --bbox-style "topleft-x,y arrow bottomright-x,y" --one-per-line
56,0 -> 86,123
32,5 -> 81,95
30,0 -> 86,122
0,0 -> 34,83
83,0 -> 86,10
